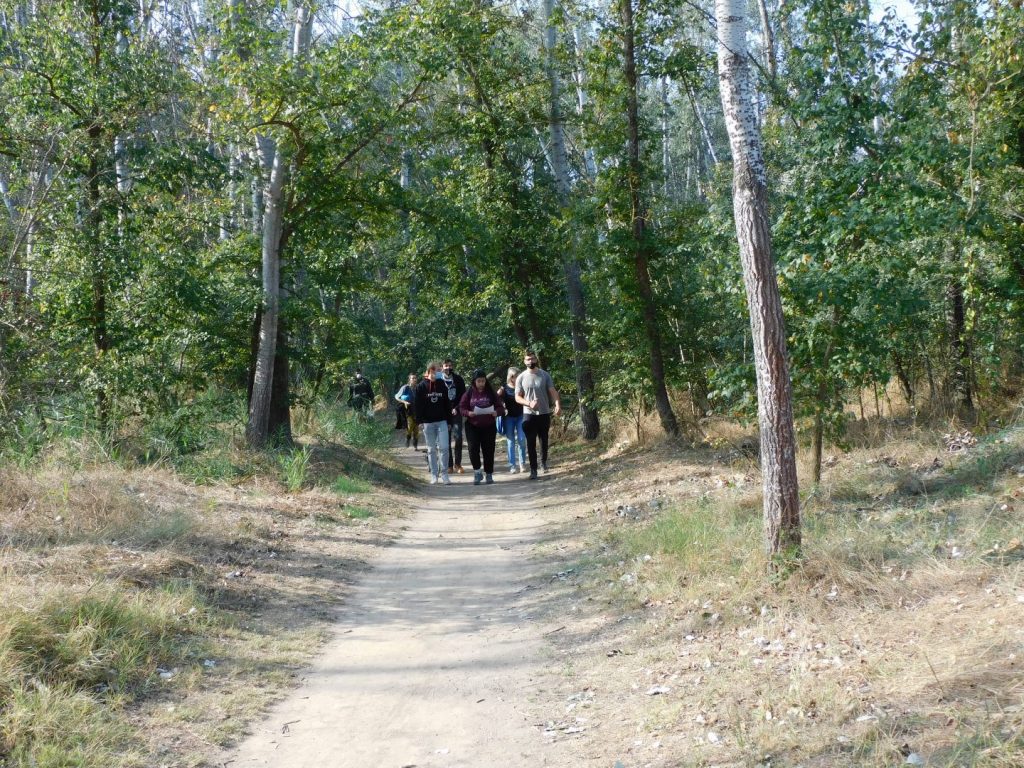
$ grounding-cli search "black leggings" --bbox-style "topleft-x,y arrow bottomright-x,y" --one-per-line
464,421 -> 497,474
522,413 -> 551,471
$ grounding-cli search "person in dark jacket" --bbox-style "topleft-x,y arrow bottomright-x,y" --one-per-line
348,370 -> 374,414
459,369 -> 506,485
414,361 -> 454,485
441,359 -> 467,473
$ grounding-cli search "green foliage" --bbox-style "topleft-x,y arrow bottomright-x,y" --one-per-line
278,446 -> 313,493
331,475 -> 371,495
0,0 -> 1021,473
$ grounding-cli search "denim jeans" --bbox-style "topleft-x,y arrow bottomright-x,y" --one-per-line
423,420 -> 450,479
503,415 -> 526,467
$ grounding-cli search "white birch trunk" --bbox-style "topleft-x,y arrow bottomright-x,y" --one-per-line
715,0 -> 800,560
571,24 -> 598,182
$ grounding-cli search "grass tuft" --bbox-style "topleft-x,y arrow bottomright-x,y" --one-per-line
331,475 -> 371,495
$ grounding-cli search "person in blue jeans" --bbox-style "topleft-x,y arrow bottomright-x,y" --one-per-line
414,362 -> 454,485
501,366 -> 527,473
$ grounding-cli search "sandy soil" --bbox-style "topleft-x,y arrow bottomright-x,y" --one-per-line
223,446 -> 583,768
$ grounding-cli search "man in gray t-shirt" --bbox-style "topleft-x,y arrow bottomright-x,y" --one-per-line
515,350 -> 560,479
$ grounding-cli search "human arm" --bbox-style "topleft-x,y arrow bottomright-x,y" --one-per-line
459,391 -> 473,419
546,371 -> 560,416
514,377 -> 530,407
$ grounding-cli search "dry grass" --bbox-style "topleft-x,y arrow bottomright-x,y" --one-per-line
535,417 -> 1024,767
0,414 -> 412,768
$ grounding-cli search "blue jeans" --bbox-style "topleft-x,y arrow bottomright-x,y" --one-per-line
423,421 -> 450,479
503,415 -> 526,467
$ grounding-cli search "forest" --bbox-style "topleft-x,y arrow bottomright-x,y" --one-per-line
2,0 -> 1020,460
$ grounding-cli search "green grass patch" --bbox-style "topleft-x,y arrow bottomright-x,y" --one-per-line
615,496 -> 761,573
2,683 -> 144,767
278,446 -> 313,492
345,506 -> 374,520
0,584 -> 210,763
331,475 -> 371,495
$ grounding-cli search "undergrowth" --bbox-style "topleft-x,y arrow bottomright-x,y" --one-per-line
0,584 -> 210,766
576,421 -> 1024,767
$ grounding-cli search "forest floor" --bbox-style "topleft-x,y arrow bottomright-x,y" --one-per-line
3,411 -> 1023,767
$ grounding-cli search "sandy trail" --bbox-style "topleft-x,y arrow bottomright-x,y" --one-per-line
225,443 -> 573,768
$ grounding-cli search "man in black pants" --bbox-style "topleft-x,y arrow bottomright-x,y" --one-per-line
515,350 -> 561,480
441,358 -> 467,474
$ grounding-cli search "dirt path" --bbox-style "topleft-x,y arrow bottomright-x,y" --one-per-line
224,445 -> 576,767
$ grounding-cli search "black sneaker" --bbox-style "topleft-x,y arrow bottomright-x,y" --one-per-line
541,461 -> 549,473
528,469 -> 538,480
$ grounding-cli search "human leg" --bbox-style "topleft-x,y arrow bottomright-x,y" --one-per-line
536,413 -> 552,468
522,415 -> 539,474
465,422 -> 483,471
424,422 -> 441,479
514,417 -> 527,466
450,419 -> 464,470
481,425 -> 497,475
437,421 -> 450,481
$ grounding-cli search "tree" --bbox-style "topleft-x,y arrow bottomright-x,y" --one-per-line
541,0 -> 600,439
715,0 -> 800,559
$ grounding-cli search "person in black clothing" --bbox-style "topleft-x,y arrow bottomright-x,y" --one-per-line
348,370 -> 374,414
441,358 -> 467,473
414,361 -> 455,485
459,369 -> 505,485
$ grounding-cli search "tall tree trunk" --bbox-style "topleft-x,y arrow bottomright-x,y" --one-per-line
716,0 -> 800,560
542,0 -> 600,439
245,137 -> 286,447
571,24 -> 599,182
756,0 -> 777,81
245,4 -> 310,448
621,0 -> 679,437
268,320 -> 292,444
946,269 -> 973,415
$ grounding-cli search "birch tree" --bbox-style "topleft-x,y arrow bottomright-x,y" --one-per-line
541,0 -> 600,439
715,0 -> 800,559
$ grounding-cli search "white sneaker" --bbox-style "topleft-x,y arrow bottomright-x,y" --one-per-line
429,475 -> 438,485
441,474 -> 452,485
509,465 -> 517,474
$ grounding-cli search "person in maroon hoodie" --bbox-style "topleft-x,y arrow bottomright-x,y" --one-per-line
459,369 -> 506,485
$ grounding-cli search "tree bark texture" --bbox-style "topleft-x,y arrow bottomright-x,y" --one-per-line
245,5 -> 310,448
621,0 -> 679,438
245,136 -> 286,447
945,272 -> 974,415
715,0 -> 800,558
543,0 -> 600,440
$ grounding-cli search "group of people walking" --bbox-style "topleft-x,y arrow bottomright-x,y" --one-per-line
393,352 -> 560,486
